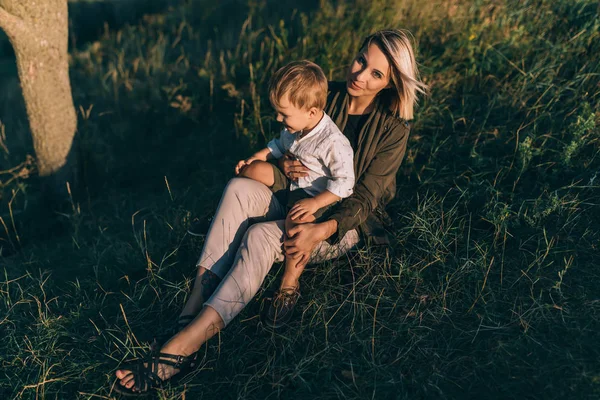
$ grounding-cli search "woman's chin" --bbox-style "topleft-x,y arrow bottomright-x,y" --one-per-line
346,84 -> 359,96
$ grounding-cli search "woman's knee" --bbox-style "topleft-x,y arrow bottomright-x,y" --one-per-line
224,177 -> 250,193
244,221 -> 284,249
223,176 -> 263,200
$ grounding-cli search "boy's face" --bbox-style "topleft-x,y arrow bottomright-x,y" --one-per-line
274,93 -> 318,134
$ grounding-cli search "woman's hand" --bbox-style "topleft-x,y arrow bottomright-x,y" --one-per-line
284,220 -> 336,268
288,198 -> 319,221
235,156 -> 259,175
279,152 -> 309,181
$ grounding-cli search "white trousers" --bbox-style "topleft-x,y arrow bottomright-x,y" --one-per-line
198,177 -> 361,325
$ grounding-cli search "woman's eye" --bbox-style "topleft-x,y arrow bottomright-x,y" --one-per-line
373,72 -> 382,79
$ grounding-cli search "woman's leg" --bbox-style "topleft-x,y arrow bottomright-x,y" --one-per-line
116,220 -> 287,390
115,305 -> 224,392
180,178 -> 286,319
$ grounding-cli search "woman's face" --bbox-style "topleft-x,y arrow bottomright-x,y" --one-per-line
346,42 -> 392,99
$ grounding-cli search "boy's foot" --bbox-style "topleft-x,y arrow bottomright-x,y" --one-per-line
262,286 -> 301,329
187,215 -> 213,237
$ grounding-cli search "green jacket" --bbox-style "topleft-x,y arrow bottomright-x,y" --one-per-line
325,82 -> 411,246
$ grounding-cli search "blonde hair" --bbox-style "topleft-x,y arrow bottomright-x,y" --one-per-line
269,60 -> 328,111
360,29 -> 428,120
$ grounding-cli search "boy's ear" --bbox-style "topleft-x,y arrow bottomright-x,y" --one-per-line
310,107 -> 319,117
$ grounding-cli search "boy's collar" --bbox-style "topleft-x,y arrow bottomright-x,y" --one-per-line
296,111 -> 327,141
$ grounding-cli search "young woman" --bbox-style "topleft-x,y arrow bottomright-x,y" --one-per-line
115,28 -> 427,395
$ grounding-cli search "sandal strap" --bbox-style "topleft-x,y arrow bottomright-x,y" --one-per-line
131,360 -> 161,392
154,351 -> 197,369
115,349 -> 198,394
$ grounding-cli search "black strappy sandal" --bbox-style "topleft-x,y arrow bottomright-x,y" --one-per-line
114,349 -> 198,396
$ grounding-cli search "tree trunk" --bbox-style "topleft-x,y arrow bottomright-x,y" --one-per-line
0,0 -> 76,177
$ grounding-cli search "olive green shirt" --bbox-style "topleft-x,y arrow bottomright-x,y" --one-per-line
325,82 -> 411,246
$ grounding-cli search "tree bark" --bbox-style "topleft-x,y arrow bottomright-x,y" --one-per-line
0,0 -> 77,177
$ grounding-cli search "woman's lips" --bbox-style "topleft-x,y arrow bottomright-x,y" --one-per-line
348,80 -> 363,90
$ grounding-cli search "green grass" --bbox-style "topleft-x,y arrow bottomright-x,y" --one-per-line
0,0 -> 599,398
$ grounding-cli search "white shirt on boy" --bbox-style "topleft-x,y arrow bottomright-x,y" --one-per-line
267,112 -> 354,199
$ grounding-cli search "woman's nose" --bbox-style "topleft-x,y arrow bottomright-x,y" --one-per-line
356,68 -> 369,82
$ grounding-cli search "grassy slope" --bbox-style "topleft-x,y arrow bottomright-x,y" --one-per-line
1,0 -> 599,398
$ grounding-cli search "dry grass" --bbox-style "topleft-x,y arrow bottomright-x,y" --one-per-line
0,0 -> 599,398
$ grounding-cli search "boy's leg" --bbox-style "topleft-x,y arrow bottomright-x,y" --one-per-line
263,217 -> 361,328
239,160 -> 276,187
280,213 -> 315,289
263,212 -> 318,328
282,226 -> 362,287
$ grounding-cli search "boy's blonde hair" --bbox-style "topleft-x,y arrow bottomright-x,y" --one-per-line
269,60 -> 328,111
360,29 -> 428,120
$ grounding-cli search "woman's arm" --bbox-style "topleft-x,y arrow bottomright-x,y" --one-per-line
327,122 -> 410,242
278,152 -> 309,180
285,121 -> 410,262
284,219 -> 338,266
284,121 -> 410,265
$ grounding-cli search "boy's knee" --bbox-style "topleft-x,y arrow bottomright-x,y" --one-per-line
240,161 -> 265,179
240,161 -> 274,186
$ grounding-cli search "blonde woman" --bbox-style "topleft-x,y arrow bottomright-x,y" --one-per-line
114,29 -> 427,395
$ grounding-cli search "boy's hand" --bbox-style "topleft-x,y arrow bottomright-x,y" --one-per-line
235,157 -> 259,175
289,198 -> 320,221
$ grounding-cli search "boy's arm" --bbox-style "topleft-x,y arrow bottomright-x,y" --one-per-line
250,147 -> 274,161
312,190 -> 341,208
289,134 -> 354,222
288,190 -> 340,222
324,135 -> 355,199
266,129 -> 291,159
235,147 -> 274,175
